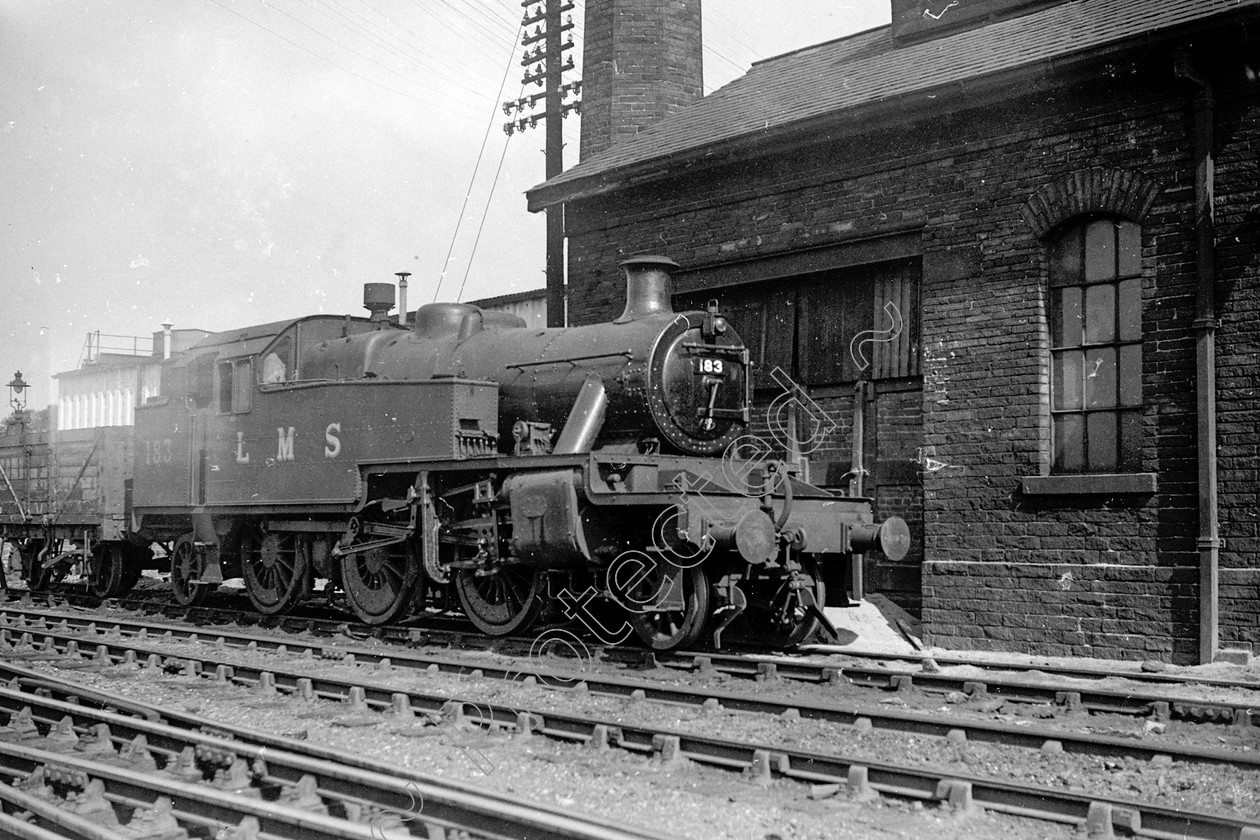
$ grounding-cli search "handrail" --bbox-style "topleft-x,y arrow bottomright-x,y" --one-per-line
504,349 -> 633,370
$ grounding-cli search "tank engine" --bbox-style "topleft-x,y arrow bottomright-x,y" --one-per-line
123,256 -> 907,649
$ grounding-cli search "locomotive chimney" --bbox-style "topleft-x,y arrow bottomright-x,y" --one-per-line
395,272 -> 410,325
363,283 -> 396,326
615,255 -> 678,324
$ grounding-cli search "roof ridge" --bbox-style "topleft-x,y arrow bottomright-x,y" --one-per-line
748,22 -> 891,70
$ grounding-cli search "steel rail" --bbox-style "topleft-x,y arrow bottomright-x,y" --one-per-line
793,645 -> 1260,691
3,620 -> 1260,773
2,656 -> 1258,840
4,607 -> 1254,765
0,739 -> 388,840
665,649 -> 1260,722
17,588 -> 1260,699
0,671 -> 670,840
0,780 -> 125,840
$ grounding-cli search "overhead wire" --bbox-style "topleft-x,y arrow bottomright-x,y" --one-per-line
434,18 -> 526,302
253,0 -> 484,103
203,0 -> 489,120
304,0 -> 497,96
456,96 -> 520,303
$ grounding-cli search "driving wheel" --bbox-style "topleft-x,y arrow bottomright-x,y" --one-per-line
339,537 -> 419,625
455,564 -> 545,636
242,528 -> 310,615
169,535 -> 210,607
626,562 -> 710,651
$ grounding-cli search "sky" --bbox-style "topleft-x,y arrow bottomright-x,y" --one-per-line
1,0 -> 890,406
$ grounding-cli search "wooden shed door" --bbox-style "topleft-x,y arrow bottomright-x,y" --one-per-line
679,258 -> 925,614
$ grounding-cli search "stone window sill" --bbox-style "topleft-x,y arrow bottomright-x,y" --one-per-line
1020,473 -> 1157,496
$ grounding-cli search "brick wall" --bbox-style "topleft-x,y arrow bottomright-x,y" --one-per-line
563,50 -> 1260,663
1213,83 -> 1260,651
579,0 -> 703,160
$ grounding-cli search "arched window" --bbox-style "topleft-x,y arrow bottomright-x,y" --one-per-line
1048,216 -> 1142,474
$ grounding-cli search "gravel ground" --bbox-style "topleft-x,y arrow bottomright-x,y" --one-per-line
10,646 -> 1077,840
5,574 -> 1257,838
6,623 -> 1250,839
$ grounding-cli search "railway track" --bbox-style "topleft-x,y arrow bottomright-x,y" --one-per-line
22,582 -> 1260,698
3,605 -> 1256,767
0,662 -> 673,840
7,595 -> 1260,731
2,604 -> 1260,838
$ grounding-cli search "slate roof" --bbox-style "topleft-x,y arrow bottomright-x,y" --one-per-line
528,0 -> 1258,209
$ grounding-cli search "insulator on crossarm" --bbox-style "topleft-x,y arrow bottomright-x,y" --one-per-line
502,101 -> 513,115
504,123 -> 515,136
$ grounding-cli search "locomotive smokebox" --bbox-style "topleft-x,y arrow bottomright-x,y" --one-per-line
615,255 -> 678,323
363,283 -> 396,324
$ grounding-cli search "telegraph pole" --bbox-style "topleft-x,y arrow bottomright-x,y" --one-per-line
505,0 -> 580,327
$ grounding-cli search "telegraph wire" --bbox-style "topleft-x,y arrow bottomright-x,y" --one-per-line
204,0 -> 488,120
456,102 -> 518,303
341,0 -> 522,81
442,0 -> 520,40
434,22 -> 526,303
252,0 -> 478,103
305,0 -> 506,99
704,6 -> 773,66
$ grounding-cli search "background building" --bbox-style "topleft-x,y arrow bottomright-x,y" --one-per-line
470,288 -> 548,329
530,0 -> 1260,663
56,326 -> 210,430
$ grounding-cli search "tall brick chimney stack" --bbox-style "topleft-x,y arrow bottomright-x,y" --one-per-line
579,0 -> 703,161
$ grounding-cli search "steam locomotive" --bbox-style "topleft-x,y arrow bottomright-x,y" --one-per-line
1,257 -> 908,650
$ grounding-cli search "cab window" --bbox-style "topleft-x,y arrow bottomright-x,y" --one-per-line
261,335 -> 295,384
217,359 -> 253,413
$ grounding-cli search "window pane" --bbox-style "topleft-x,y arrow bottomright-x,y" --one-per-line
233,360 -> 252,413
1053,349 -> 1084,410
1118,220 -> 1141,276
1119,343 -> 1142,406
1119,409 -> 1142,471
1049,225 -> 1081,287
1054,414 -> 1084,473
1085,219 -> 1116,282
217,363 -> 233,413
1084,283 -> 1116,344
1117,277 -> 1141,342
1085,347 -> 1117,408
1052,286 -> 1082,347
1087,411 -> 1117,472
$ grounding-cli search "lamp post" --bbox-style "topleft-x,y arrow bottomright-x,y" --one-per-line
6,371 -> 27,417
3,372 -> 30,584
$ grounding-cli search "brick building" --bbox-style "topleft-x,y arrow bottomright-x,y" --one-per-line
529,0 -> 1260,663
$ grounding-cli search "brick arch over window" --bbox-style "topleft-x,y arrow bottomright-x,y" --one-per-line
1021,168 -> 1161,239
